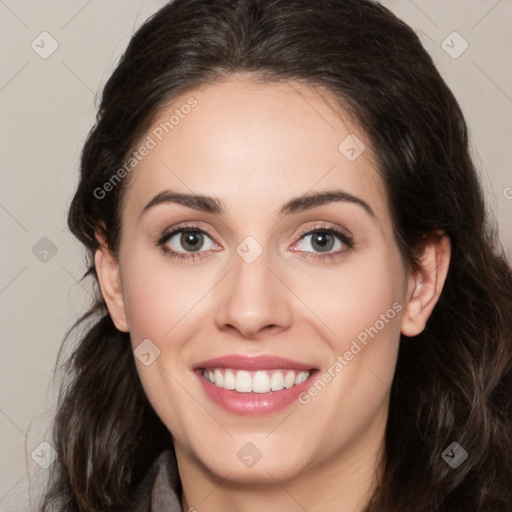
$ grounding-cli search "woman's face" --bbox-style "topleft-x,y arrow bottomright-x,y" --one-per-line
101,75 -> 415,485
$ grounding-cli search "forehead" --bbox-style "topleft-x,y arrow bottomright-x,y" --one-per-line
121,75 -> 387,223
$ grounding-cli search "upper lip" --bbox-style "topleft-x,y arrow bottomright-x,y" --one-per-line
194,355 -> 316,371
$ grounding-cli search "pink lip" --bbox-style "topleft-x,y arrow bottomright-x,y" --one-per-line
194,354 -> 315,371
193,355 -> 317,416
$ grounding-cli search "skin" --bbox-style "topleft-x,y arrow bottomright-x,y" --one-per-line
95,74 -> 450,512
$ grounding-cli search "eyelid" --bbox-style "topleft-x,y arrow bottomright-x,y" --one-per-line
289,222 -> 354,259
157,221 -> 354,261
157,222 -> 215,244
295,222 -> 353,241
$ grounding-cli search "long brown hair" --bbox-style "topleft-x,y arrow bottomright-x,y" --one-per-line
42,0 -> 512,510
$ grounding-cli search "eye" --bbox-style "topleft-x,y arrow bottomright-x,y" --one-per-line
158,225 -> 220,261
157,223 -> 353,262
290,225 -> 353,260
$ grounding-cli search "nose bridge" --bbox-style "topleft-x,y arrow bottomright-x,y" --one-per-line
215,239 -> 292,338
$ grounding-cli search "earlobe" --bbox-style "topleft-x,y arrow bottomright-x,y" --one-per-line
94,230 -> 129,332
401,232 -> 451,337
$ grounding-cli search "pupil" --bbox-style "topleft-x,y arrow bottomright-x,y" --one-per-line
182,231 -> 203,252
312,232 -> 334,252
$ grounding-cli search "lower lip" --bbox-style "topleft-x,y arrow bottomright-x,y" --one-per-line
196,371 -> 315,416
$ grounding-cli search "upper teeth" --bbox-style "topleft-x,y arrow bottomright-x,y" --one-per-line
202,368 -> 311,393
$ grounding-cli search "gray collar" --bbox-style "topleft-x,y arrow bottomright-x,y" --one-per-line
152,450 -> 182,511
134,449 -> 182,512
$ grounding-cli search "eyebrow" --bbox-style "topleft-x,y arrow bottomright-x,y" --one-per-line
140,189 -> 375,220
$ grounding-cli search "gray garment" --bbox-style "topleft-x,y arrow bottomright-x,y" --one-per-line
132,449 -> 183,511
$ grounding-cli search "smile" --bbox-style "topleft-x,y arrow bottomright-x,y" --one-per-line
200,368 -> 311,393
194,355 -> 318,416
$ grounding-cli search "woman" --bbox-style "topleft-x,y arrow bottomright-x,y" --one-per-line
41,0 -> 512,510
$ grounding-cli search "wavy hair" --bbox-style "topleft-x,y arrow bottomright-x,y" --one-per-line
41,0 -> 512,510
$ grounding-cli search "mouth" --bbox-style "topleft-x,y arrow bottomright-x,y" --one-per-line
193,355 -> 318,416
198,368 -> 312,393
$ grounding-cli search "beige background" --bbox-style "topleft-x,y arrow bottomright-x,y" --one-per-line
0,1 -> 510,509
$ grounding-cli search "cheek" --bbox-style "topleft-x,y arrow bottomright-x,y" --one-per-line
294,244 -> 406,411
292,251 -> 405,442
118,250 -> 211,438
120,247 -> 207,345
292,245 -> 406,349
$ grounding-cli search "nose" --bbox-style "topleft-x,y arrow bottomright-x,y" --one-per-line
214,248 -> 293,340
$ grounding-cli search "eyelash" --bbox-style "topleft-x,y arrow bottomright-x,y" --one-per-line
157,223 -> 354,262
295,224 -> 354,261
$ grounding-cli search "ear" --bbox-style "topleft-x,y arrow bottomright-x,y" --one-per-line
94,229 -> 129,332
401,232 -> 451,337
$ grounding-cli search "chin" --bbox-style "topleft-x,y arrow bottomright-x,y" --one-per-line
192,436 -> 314,485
